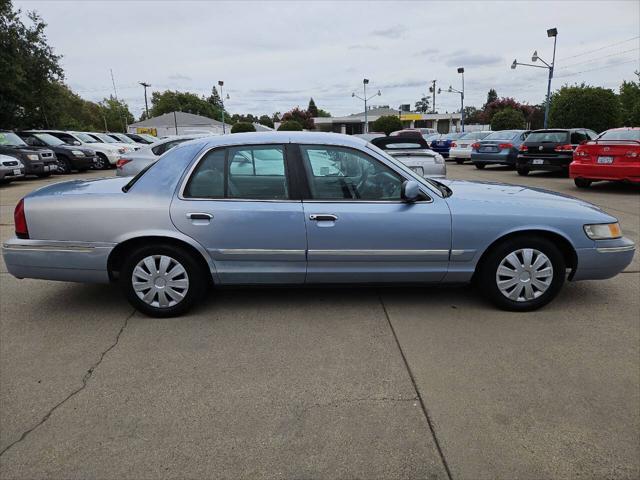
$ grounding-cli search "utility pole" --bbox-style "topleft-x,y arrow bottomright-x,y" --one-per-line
139,82 -> 151,118
429,80 -> 437,113
110,69 -> 127,132
218,81 -> 227,134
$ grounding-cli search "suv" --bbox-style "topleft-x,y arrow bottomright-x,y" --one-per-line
40,130 -> 122,170
516,128 -> 598,176
18,131 -> 97,174
0,131 -> 57,177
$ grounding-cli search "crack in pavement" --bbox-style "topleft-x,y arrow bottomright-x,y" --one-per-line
378,292 -> 454,480
0,309 -> 135,458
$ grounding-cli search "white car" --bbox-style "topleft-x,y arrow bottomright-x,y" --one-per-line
0,154 -> 25,183
116,135 -> 207,176
42,130 -> 123,170
84,132 -> 139,152
449,131 -> 492,164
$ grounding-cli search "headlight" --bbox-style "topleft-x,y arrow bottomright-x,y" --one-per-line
584,223 -> 622,240
118,147 -> 126,154
434,154 -> 444,164
71,150 -> 85,157
26,154 -> 39,161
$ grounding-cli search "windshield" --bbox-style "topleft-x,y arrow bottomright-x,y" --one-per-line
366,143 -> 450,198
112,133 -> 135,143
526,131 -> 568,143
598,129 -> 640,141
139,134 -> 158,142
74,132 -> 98,143
92,133 -> 117,143
0,132 -> 27,146
483,130 -> 520,141
34,133 -> 65,146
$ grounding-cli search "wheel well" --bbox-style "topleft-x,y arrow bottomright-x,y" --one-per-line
107,236 -> 212,284
474,230 -> 578,280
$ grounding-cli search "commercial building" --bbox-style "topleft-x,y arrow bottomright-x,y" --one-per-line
128,111 -> 232,137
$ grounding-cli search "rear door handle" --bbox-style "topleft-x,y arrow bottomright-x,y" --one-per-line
309,214 -> 337,221
187,213 -> 213,220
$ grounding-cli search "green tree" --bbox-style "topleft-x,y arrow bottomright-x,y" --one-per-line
0,0 -> 64,129
414,95 -> 430,113
619,80 -> 640,126
307,98 -> 319,117
277,120 -> 303,131
485,88 -> 498,106
316,108 -> 331,118
149,90 -> 226,122
230,122 -> 256,133
99,96 -> 134,132
281,107 -> 314,130
207,85 -> 224,110
490,107 -> 526,130
463,106 -> 482,124
371,115 -> 402,135
258,115 -> 274,128
548,84 -> 621,133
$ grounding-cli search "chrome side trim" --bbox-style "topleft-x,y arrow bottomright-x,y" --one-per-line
2,240 -> 114,253
450,249 -> 466,256
596,245 -> 636,253
212,248 -> 306,256
309,249 -> 449,257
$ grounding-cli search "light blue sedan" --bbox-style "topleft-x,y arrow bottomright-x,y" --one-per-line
2,132 -> 635,317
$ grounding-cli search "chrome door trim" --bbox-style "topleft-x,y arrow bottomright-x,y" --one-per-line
308,249 -> 449,257
211,248 -> 306,257
2,240 -> 115,253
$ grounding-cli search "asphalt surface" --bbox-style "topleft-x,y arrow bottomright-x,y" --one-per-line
0,165 -> 638,479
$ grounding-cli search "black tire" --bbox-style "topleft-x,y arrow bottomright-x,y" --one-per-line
476,236 -> 566,311
119,244 -> 207,318
455,159 -> 464,165
94,153 -> 110,170
517,167 -> 529,176
574,178 -> 591,188
474,162 -> 486,169
56,156 -> 72,174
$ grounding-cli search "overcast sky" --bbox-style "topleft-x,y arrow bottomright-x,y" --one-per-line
16,0 -> 640,120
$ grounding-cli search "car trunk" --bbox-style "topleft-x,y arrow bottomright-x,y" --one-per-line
576,142 -> 640,164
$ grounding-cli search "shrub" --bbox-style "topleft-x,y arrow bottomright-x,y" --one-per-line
371,115 -> 402,135
549,84 -> 621,132
490,108 -> 526,130
277,120 -> 303,131
230,122 -> 256,133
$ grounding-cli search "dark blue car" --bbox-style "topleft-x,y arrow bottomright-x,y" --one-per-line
430,132 -> 465,158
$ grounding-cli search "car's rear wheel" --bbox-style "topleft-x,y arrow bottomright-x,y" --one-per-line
120,244 -> 206,317
477,236 -> 565,311
474,162 -> 486,169
574,178 -> 591,188
94,153 -> 110,170
455,159 -> 464,165
517,167 -> 529,176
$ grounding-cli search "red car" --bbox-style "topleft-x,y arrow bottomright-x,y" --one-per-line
570,127 -> 640,188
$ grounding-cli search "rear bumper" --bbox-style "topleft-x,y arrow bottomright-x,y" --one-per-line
471,152 -> 517,165
570,162 -> 640,183
572,237 -> 635,281
2,238 -> 114,283
517,154 -> 572,171
449,148 -> 472,160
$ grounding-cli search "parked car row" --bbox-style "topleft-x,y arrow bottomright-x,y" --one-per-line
0,129 -> 159,183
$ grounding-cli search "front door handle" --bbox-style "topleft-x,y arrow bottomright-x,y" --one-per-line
187,212 -> 213,221
309,214 -> 337,221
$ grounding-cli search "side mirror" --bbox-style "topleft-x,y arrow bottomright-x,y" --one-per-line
401,180 -> 420,203
73,140 -> 81,146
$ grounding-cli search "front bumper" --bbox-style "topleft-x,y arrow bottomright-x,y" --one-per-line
70,155 -> 97,169
572,237 -> 635,281
2,238 -> 114,283
22,160 -> 58,175
0,167 -> 25,180
570,162 -> 640,183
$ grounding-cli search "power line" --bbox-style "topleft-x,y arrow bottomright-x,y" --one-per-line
558,48 -> 640,69
555,59 -> 638,78
558,36 -> 639,61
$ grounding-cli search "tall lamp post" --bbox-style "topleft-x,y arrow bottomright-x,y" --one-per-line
352,78 -> 381,134
511,27 -> 558,128
446,67 -> 465,132
139,82 -> 150,119
218,80 -> 230,134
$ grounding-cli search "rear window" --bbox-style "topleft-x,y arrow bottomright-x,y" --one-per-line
526,131 -> 568,143
386,142 -> 424,149
442,133 -> 463,140
483,130 -> 520,141
598,129 -> 640,141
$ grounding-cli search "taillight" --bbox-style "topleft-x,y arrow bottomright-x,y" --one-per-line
625,150 -> 639,158
574,149 -> 589,157
498,143 -> 513,149
471,142 -> 480,150
116,158 -> 132,169
14,198 -> 29,239
555,144 -> 574,152
519,144 -> 528,152
450,142 -> 457,148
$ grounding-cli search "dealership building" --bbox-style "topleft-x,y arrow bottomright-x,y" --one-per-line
128,111 -> 233,137
313,107 -> 464,135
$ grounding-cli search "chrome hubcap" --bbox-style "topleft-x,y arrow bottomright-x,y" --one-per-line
132,255 -> 189,308
496,248 -> 553,302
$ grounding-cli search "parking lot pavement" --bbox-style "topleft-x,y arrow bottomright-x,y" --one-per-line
0,167 -> 638,479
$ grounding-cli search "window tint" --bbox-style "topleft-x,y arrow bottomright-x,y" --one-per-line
570,130 -> 588,144
526,131 -> 568,143
301,145 -> 403,201
483,130 -> 520,141
598,129 -> 640,141
185,145 -> 288,200
152,139 -> 186,156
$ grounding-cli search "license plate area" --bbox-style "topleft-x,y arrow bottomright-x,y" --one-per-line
13,169 -> 21,175
597,156 -> 613,164
532,159 -> 544,165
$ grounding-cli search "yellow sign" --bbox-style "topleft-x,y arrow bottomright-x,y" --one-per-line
400,113 -> 423,121
137,127 -> 157,136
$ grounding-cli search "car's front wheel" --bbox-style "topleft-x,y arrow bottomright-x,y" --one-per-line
94,154 -> 110,170
120,244 -> 207,317
477,236 -> 566,311
56,156 -> 72,174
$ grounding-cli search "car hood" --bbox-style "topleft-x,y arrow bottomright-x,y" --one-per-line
443,179 -> 606,214
27,177 -> 130,198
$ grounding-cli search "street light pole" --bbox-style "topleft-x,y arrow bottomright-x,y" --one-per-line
218,80 -> 226,134
352,78 -> 381,134
457,67 -> 465,132
139,82 -> 150,118
511,27 -> 558,128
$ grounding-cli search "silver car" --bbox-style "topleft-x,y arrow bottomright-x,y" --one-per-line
449,131 -> 492,164
116,135 -> 205,177
2,132 -> 635,318
0,154 -> 25,183
370,136 -> 446,178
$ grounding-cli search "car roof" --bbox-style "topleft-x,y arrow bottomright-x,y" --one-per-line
189,132 -> 369,150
